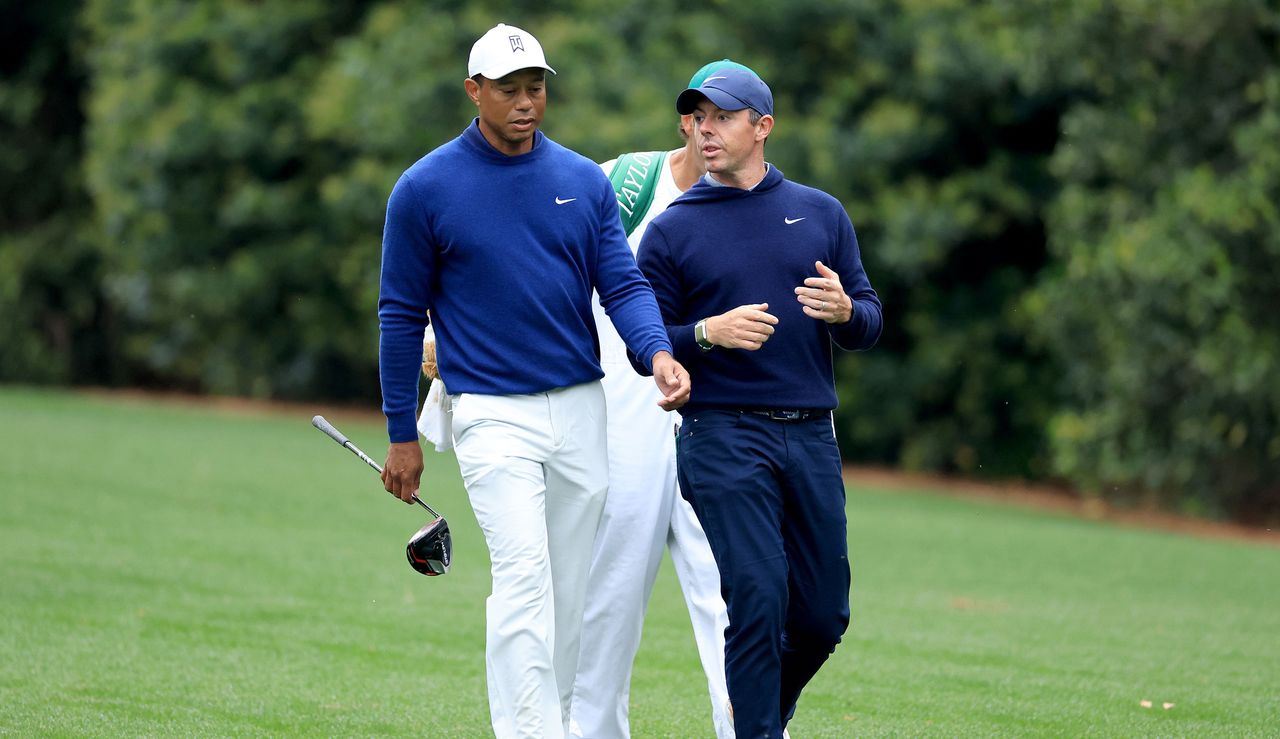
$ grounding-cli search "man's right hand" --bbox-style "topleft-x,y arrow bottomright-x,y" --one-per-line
382,441 -> 424,504
706,303 -> 778,350
651,350 -> 691,410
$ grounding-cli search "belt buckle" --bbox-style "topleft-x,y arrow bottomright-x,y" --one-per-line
773,410 -> 803,421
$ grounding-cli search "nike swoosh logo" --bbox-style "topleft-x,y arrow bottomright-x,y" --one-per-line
555,197 -> 577,205
703,76 -> 727,83
784,217 -> 806,225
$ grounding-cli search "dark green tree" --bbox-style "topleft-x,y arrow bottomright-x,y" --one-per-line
0,0 -> 104,383
1028,1 -> 1280,520
16,0 -> 1273,520
83,0 -> 372,397
737,1 -> 1066,478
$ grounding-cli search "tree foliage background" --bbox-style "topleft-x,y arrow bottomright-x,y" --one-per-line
3,0 -> 1277,521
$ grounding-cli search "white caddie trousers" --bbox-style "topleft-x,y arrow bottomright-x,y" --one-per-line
451,381 -> 610,739
568,151 -> 732,739
569,359 -> 732,739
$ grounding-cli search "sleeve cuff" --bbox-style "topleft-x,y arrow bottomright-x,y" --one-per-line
387,412 -> 420,444
670,323 -> 700,363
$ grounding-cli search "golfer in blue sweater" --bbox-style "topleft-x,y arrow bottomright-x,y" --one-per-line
636,67 -> 883,738
377,23 -> 690,739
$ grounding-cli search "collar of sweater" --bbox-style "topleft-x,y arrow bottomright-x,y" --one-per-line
460,118 -> 548,164
677,163 -> 785,206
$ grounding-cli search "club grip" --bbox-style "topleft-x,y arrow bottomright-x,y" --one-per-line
311,415 -> 349,446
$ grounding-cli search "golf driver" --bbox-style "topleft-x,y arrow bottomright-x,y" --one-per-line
311,415 -> 452,576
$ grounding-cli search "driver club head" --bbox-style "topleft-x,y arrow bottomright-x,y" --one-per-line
406,515 -> 452,576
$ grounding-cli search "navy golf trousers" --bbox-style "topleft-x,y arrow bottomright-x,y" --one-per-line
676,410 -> 851,739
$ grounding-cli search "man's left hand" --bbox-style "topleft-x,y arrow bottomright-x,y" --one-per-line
795,260 -> 853,324
651,350 -> 691,410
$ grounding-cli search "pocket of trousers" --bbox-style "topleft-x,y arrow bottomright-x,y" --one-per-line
676,411 -> 743,491
448,393 -> 475,441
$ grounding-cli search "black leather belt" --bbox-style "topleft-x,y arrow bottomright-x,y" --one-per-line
745,409 -> 827,421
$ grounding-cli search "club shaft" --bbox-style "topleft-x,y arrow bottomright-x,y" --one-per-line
313,415 -> 440,518
342,440 -> 384,475
339,439 -> 436,514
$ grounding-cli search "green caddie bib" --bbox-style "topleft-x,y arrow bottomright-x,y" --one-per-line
607,151 -> 669,237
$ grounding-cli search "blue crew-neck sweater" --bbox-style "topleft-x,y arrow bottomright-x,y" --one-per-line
635,165 -> 882,414
378,120 -> 672,442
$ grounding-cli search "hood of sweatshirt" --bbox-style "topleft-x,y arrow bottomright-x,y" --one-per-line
668,163 -> 785,207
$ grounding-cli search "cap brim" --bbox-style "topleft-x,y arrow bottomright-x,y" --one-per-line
473,62 -> 557,79
675,86 -> 752,115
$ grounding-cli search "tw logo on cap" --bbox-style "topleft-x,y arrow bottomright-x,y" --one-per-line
509,35 -> 524,52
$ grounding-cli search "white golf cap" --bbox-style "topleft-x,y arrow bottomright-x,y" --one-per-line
468,23 -> 557,79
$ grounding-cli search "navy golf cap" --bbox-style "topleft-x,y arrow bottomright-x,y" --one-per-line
676,66 -> 774,117
687,58 -> 758,88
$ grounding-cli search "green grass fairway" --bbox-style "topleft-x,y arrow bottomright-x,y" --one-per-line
2,387 -> 1278,737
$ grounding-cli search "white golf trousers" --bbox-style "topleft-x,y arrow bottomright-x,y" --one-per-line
451,382 -> 609,739
569,363 -> 732,739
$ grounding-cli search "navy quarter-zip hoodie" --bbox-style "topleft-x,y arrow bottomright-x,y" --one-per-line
635,165 -> 882,414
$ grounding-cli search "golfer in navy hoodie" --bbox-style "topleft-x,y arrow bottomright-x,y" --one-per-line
635,67 -> 883,739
